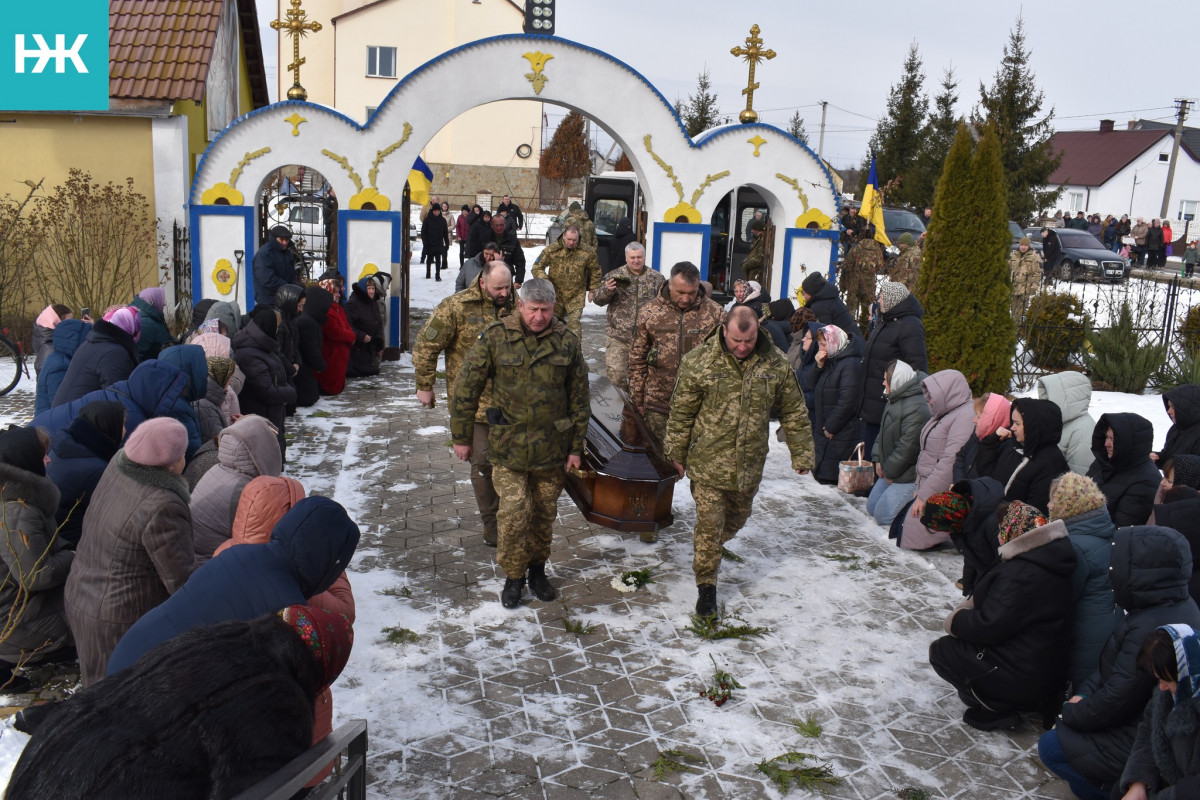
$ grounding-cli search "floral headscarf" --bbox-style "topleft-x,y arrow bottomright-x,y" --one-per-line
278,604 -> 353,689
998,500 -> 1047,545
819,325 -> 849,358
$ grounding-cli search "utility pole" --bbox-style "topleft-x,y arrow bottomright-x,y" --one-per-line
817,100 -> 828,157
1161,97 -> 1192,220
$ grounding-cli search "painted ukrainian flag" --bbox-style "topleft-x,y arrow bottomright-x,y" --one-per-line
859,156 -> 892,248
408,157 -> 433,206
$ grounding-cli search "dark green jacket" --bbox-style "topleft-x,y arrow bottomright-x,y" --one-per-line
450,314 -> 590,471
870,371 -> 931,483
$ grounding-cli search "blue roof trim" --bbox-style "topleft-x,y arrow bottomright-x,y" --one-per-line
190,99 -> 367,204
693,122 -> 842,215
371,34 -> 692,142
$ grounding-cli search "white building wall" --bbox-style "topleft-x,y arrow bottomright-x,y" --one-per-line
1053,134 -> 1200,223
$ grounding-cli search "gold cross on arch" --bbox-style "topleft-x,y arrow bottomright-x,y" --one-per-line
730,24 -> 775,124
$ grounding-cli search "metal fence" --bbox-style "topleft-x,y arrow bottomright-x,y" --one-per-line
230,719 -> 368,800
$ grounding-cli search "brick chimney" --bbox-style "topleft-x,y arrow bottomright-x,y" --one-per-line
1099,119 -> 1115,133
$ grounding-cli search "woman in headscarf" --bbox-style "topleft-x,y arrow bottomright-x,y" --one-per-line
988,397 -> 1070,513
866,359 -> 931,527
808,325 -> 862,485
314,274 -> 355,396
929,500 -> 1076,731
6,605 -> 353,800
31,303 -> 73,374
132,286 -> 173,361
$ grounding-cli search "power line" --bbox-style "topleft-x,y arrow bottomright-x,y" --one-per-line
1056,105 -> 1177,120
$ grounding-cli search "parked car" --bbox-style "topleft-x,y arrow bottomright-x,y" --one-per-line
1009,221 -> 1043,255
1037,229 -> 1130,282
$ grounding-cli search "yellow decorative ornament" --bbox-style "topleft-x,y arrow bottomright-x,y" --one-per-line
357,263 -> 379,282
349,188 -> 390,211
212,258 -> 236,295
201,183 -> 243,206
522,51 -> 553,95
663,202 -> 701,224
795,208 -> 833,230
747,135 -> 768,157
284,112 -> 307,137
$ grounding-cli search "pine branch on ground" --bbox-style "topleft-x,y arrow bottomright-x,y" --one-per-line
793,712 -> 823,738
562,617 -> 596,636
720,547 -> 744,563
756,752 -> 842,794
382,626 -> 419,645
686,606 -> 768,640
651,749 -> 704,781
897,788 -> 933,800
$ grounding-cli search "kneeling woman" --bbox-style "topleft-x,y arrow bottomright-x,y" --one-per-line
929,500 -> 1077,730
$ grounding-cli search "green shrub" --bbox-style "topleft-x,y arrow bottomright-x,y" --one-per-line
1022,292 -> 1088,370
1179,304 -> 1200,355
1086,302 -> 1165,393
1154,347 -> 1200,391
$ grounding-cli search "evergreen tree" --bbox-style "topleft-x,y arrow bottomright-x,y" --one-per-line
972,17 -> 1063,224
676,68 -> 724,137
908,67 -> 959,211
862,43 -> 928,207
539,110 -> 590,182
920,123 -> 1014,394
614,151 -> 633,172
786,111 -> 809,146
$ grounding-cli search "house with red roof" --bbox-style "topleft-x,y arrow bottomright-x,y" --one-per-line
1046,119 -> 1200,226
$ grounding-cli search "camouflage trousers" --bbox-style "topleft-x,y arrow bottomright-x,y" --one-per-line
563,303 -> 584,338
493,465 -> 566,579
469,423 -> 499,538
691,480 -> 758,586
643,410 -> 669,444
604,337 -> 630,391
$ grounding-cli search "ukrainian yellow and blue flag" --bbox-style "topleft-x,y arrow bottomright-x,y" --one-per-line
859,157 -> 892,248
408,157 -> 433,206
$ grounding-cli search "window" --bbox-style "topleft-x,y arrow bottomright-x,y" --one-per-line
1068,192 -> 1085,212
592,199 -> 628,237
367,46 -> 396,78
1159,153 -> 1171,163
1181,200 -> 1198,222
366,106 -> 378,120
739,207 -> 767,242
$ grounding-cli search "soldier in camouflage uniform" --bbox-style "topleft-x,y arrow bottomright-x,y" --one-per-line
532,225 -> 602,336
890,232 -> 922,292
664,306 -> 814,617
562,201 -> 598,251
1009,237 -> 1044,322
450,278 -> 591,609
414,260 -> 515,546
591,242 -> 665,391
741,218 -> 769,285
628,261 -> 725,444
840,227 -> 885,332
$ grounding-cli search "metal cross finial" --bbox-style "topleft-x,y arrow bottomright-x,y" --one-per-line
271,0 -> 323,101
730,24 -> 776,124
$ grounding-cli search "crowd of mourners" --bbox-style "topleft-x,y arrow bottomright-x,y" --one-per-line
0,282 -> 378,797
1042,209 -> 1200,274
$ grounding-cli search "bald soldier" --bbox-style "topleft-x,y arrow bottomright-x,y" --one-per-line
664,305 -> 815,617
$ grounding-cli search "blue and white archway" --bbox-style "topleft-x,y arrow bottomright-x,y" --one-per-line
190,34 -> 840,313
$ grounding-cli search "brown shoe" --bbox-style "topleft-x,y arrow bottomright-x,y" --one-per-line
483,522 -> 498,547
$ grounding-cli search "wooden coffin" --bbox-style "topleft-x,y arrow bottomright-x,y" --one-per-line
564,375 -> 677,532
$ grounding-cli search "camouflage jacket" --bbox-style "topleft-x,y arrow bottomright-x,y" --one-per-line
413,283 -> 513,421
591,265 -> 666,344
450,314 -> 590,471
742,232 -> 767,272
664,326 -> 814,491
891,245 -> 922,292
1009,249 -> 1043,296
628,283 -> 724,414
532,241 -> 603,318
563,212 -> 598,250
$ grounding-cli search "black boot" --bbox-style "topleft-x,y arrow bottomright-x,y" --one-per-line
501,577 -> 525,609
527,563 -> 557,601
695,584 -> 717,617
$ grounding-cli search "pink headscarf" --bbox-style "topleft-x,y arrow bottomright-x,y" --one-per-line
106,306 -> 142,342
819,325 -> 849,357
139,287 -> 165,312
190,331 -> 232,359
34,305 -> 63,329
976,393 -> 1012,439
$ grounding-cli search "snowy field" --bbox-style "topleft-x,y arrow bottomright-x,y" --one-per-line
0,248 -> 1180,797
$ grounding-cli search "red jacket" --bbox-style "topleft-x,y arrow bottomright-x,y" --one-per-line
316,303 -> 355,395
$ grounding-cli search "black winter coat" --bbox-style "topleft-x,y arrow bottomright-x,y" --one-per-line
803,281 -> 863,348
294,288 -> 330,407
231,322 -> 296,452
52,319 -> 138,407
989,398 -> 1069,513
344,279 -> 384,378
1087,412 -> 1161,526
1160,385 -> 1200,464
1059,526 -> 1200,788
274,284 -> 304,386
953,432 -> 1006,484
947,521 -> 1077,709
466,224 -> 527,283
251,238 -> 296,308
948,477 -> 1005,595
856,293 -> 928,426
46,416 -> 120,547
421,212 -> 449,256
787,322 -> 822,431
809,342 -> 863,482
1153,498 -> 1200,606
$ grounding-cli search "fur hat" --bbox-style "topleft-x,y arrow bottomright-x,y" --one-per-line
124,418 -> 188,468
998,501 -> 1047,545
921,490 -> 970,534
1048,472 -> 1108,521
877,279 -> 910,313
801,272 -> 826,297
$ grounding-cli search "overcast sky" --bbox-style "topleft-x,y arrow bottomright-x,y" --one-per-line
258,0 -> 1195,170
